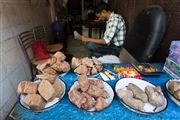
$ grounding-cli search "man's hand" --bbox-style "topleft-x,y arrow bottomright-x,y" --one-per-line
73,24 -> 106,45
81,35 -> 107,45
81,35 -> 89,43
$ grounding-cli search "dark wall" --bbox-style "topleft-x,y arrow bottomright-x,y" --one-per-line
109,0 -> 180,62
67,0 -> 82,15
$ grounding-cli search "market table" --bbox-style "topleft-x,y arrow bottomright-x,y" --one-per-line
9,64 -> 180,120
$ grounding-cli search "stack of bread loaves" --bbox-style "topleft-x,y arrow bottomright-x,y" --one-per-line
17,76 -> 63,110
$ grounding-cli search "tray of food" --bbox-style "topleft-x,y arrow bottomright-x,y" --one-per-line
36,51 -> 71,77
68,75 -> 114,111
132,63 -> 163,76
165,79 -> 180,106
17,77 -> 66,112
71,57 -> 103,77
115,78 -> 167,114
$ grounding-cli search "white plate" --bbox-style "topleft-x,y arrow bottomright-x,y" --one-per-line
19,79 -> 66,112
115,78 -> 167,114
165,79 -> 180,106
68,78 -> 114,111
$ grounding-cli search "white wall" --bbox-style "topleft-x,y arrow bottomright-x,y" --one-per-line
0,0 -> 52,119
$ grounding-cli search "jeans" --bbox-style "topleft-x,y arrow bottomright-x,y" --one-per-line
85,42 -> 120,57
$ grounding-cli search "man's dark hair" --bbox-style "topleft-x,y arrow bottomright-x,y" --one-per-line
95,2 -> 110,13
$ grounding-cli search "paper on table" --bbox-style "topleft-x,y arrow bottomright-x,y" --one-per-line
93,55 -> 120,64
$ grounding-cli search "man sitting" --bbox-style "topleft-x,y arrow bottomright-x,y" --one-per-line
74,2 -> 126,57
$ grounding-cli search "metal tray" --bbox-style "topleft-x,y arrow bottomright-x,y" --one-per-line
132,63 -> 164,76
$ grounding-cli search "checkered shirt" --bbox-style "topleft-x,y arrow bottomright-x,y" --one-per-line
103,12 -> 126,47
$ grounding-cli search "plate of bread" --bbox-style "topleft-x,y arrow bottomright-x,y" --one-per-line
165,79 -> 180,106
17,77 -> 66,112
71,57 -> 103,77
68,75 -> 114,111
115,78 -> 167,114
36,51 -> 71,77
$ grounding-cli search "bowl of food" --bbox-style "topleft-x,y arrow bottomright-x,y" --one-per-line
165,79 -> 180,106
36,51 -> 71,77
71,57 -> 103,77
68,75 -> 114,111
115,78 -> 167,114
17,77 -> 66,112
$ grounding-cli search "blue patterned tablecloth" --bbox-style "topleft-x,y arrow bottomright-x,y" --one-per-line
10,64 -> 180,120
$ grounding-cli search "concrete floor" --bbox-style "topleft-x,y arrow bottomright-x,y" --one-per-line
65,35 -> 90,58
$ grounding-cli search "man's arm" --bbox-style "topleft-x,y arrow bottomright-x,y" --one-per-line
81,35 -> 107,45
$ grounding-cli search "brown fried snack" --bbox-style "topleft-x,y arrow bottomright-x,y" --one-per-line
91,66 -> 98,75
42,67 -> 57,75
81,92 -> 96,110
145,86 -> 165,107
68,88 -> 86,108
38,80 -> 55,101
36,57 -> 56,72
17,81 -> 38,94
81,57 -> 94,67
36,73 -> 57,84
174,89 -> 180,101
71,57 -> 81,69
54,51 -> 66,62
59,61 -> 70,72
53,79 -> 63,98
95,97 -> 108,111
24,94 -> 45,110
78,75 -> 90,92
128,83 -> 148,102
74,65 -> 88,75
117,89 -> 144,111
89,80 -> 104,89
168,81 -> 180,94
86,84 -> 106,98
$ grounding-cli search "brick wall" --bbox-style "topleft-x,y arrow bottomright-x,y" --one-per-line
0,0 -> 52,119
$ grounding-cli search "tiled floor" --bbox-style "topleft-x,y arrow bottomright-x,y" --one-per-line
65,35 -> 90,58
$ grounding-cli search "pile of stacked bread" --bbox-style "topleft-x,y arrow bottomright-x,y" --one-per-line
68,75 -> 109,111
168,80 -> 180,101
36,51 -> 70,75
17,75 -> 63,110
71,57 -> 103,75
117,83 -> 165,111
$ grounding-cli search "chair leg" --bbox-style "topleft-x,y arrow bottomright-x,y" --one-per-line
30,65 -> 38,81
